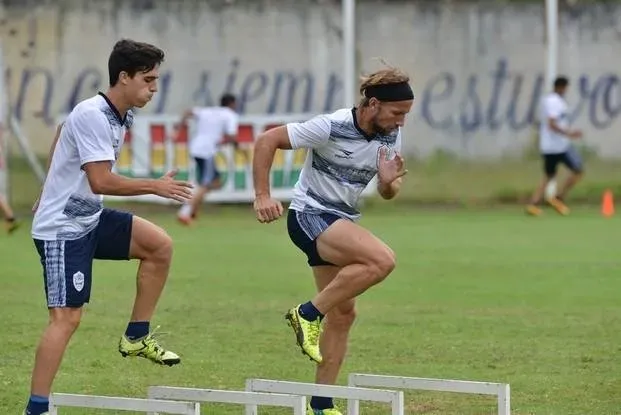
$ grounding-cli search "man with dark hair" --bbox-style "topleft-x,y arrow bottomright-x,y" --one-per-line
526,76 -> 584,216
24,39 -> 192,415
176,93 -> 239,225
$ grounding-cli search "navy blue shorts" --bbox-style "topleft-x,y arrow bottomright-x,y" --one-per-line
287,208 -> 346,267
33,208 -> 133,308
194,156 -> 220,186
543,147 -> 584,178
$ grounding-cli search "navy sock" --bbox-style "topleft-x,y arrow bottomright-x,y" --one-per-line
310,396 -> 334,410
26,394 -> 49,415
298,301 -> 324,322
125,321 -> 150,340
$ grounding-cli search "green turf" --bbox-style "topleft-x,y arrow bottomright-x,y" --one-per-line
2,205 -> 621,414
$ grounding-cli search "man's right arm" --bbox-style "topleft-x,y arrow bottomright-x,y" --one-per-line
546,99 -> 581,138
82,161 -> 194,203
75,111 -> 192,202
252,115 -> 331,198
221,112 -> 239,145
251,115 -> 330,223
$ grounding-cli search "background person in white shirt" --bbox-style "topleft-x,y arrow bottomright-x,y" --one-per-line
526,76 -> 583,216
177,94 -> 239,225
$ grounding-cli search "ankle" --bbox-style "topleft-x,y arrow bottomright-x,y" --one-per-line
125,321 -> 150,340
298,301 -> 324,322
26,394 -> 49,415
310,396 -> 334,410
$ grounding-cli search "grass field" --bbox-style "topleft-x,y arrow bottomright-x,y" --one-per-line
2,202 -> 621,414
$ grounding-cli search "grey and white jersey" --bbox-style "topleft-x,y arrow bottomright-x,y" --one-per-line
286,108 -> 402,221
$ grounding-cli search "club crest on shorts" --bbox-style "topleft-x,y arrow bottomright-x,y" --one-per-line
73,271 -> 85,292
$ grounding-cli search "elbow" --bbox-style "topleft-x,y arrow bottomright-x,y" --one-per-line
256,127 -> 292,151
255,133 -> 278,153
88,180 -> 105,195
88,175 -> 111,195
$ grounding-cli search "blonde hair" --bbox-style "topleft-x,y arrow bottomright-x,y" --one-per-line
359,61 -> 410,106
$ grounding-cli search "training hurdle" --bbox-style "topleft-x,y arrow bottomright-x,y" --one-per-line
148,386 -> 306,415
348,373 -> 510,415
48,393 -> 199,414
245,378 -> 404,415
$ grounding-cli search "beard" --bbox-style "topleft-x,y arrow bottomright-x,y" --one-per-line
372,120 -> 395,136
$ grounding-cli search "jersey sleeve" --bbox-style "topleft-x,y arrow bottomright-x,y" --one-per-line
225,112 -> 239,136
70,109 -> 115,166
286,114 -> 331,149
544,96 -> 563,120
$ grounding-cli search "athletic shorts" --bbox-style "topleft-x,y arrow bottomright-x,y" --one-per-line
543,147 -> 583,178
194,156 -> 220,186
287,208 -> 348,267
33,208 -> 133,308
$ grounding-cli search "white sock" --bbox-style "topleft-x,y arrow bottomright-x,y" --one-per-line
178,204 -> 192,218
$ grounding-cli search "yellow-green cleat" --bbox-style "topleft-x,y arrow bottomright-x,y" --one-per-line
285,305 -> 322,363
118,326 -> 180,366
306,405 -> 342,415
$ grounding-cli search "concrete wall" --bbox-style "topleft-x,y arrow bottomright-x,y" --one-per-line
2,0 -> 620,158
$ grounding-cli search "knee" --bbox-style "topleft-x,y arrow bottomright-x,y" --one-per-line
49,308 -> 82,334
150,232 -> 173,264
367,248 -> 396,283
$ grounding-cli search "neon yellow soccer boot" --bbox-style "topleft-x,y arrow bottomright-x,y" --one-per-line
285,305 -> 322,363
307,405 -> 343,415
118,326 -> 180,366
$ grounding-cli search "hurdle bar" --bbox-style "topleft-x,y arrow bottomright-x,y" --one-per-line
245,378 -> 404,415
148,386 -> 306,415
48,393 -> 199,414
348,373 -> 510,415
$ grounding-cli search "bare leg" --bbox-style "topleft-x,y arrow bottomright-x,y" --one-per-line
178,179 -> 221,222
311,220 -> 396,315
529,177 -> 551,205
119,216 -> 180,366
27,308 -> 82,414
557,172 -> 583,200
127,216 -> 173,322
0,195 -> 15,219
310,266 -> 356,411
189,185 -> 210,218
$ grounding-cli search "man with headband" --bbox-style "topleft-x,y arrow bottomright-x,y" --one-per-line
251,66 -> 414,415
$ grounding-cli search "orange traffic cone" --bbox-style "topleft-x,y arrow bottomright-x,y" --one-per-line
602,189 -> 615,217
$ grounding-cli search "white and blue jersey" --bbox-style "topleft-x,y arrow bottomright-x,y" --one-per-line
31,92 -> 135,308
287,108 -> 401,221
32,93 -> 133,240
